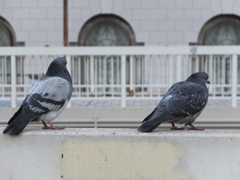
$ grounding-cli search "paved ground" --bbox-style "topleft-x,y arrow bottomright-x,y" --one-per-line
71,99 -> 237,107
0,99 -> 238,108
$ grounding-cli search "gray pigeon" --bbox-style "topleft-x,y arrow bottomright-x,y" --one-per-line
3,57 -> 72,135
138,72 -> 210,132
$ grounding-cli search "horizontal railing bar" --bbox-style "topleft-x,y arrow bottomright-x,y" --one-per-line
0,98 -> 12,100
0,46 -> 239,56
0,85 -> 12,87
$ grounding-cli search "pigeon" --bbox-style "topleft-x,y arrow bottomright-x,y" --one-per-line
138,72 -> 210,132
3,57 -> 72,135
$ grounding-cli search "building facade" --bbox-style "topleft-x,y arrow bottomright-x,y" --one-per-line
0,0 -> 240,47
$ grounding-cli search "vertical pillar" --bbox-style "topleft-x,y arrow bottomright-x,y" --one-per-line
63,0 -> 68,46
176,55 -> 181,82
11,55 -> 17,108
121,55 -> 126,107
231,54 -> 237,107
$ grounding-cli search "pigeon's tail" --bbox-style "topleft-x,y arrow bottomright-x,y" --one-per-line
138,107 -> 161,132
3,107 -> 39,135
137,120 -> 161,132
3,120 -> 31,135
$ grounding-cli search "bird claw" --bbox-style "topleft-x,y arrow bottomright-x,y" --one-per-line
42,121 -> 65,130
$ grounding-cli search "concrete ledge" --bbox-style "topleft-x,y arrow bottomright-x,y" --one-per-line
1,128 -> 240,180
1,107 -> 240,129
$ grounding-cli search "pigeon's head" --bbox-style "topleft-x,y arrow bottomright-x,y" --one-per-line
186,72 -> 210,84
45,57 -> 68,77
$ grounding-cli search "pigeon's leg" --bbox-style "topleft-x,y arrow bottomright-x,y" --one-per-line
187,124 -> 204,130
42,121 -> 49,129
42,121 -> 65,130
171,123 -> 185,130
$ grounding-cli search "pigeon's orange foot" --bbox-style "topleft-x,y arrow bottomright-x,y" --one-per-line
170,123 -> 185,130
42,121 -> 65,130
187,124 -> 204,130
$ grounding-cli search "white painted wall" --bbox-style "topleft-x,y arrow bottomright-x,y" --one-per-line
1,128 -> 240,180
0,0 -> 240,46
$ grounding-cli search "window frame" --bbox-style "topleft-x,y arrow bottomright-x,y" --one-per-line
0,17 -> 16,46
78,14 -> 136,46
198,14 -> 240,45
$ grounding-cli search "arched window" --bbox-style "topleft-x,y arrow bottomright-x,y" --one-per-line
198,15 -> 240,45
198,15 -> 240,92
0,17 -> 16,46
78,14 -> 135,46
75,14 -> 138,94
0,17 -> 16,92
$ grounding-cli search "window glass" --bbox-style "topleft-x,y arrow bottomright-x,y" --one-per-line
0,25 -> 11,46
85,20 -> 130,46
204,20 -> 240,45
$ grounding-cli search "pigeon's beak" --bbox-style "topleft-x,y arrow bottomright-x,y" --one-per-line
207,81 -> 210,84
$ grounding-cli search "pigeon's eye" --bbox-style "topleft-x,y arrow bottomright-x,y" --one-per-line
203,77 -> 207,80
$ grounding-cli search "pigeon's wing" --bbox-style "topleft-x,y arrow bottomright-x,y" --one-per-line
141,81 -> 185,123
167,82 -> 208,117
163,81 -> 185,98
26,77 -> 71,115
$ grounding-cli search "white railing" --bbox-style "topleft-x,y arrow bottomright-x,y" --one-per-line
0,46 -> 239,108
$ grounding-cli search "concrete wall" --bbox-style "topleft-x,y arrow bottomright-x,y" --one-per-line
0,128 -> 240,180
0,0 -> 240,46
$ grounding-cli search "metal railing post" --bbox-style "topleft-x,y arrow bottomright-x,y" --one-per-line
130,55 -> 134,91
176,55 -> 181,82
66,55 -> 71,108
11,55 -> 17,108
121,55 -> 126,107
209,55 -> 213,94
169,55 -> 173,85
90,55 -> 94,93
231,54 -> 237,107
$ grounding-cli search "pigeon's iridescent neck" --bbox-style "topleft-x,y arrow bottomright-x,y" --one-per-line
186,76 -> 199,83
45,63 -> 66,77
